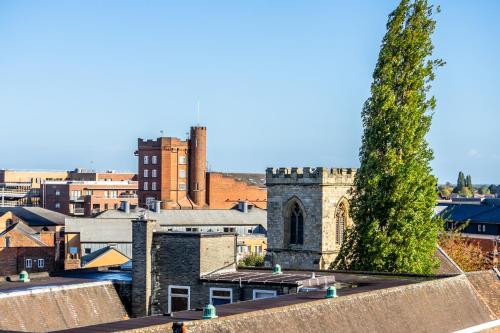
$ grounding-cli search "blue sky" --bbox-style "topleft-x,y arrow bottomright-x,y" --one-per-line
1,1 -> 499,184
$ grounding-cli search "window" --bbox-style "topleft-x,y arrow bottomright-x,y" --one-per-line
336,201 -> 347,245
179,156 -> 187,164
37,259 -> 45,268
477,224 -> 486,233
179,170 -> 186,178
25,259 -> 32,268
104,190 -> 109,198
152,182 -> 157,191
179,183 -> 186,191
144,169 -> 149,178
210,288 -> 232,305
223,227 -> 236,233
152,155 -> 157,164
252,289 -> 277,300
5,237 -> 11,248
144,155 -> 149,164
71,190 -> 82,200
55,190 -> 60,196
247,228 -> 253,234
144,182 -> 149,191
104,203 -> 109,210
152,169 -> 157,178
168,286 -> 190,313
85,190 -> 92,196
255,245 -> 262,254
55,202 -> 60,209
289,202 -> 304,245
85,248 -> 91,254
185,227 -> 199,232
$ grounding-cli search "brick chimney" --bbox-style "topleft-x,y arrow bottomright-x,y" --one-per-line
188,126 -> 207,208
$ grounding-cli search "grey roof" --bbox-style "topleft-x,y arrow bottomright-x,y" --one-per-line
213,172 -> 266,188
0,207 -> 67,226
439,202 -> 500,224
65,218 -> 132,243
96,207 -> 267,228
0,221 -> 48,246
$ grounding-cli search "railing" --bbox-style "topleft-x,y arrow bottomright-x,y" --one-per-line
73,208 -> 85,215
70,196 -> 85,202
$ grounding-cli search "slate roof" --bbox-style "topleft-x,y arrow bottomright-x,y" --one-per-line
201,270 -> 336,287
0,207 -> 67,226
65,218 -> 132,243
214,172 -> 266,188
440,203 -> 500,224
0,221 -> 48,246
96,207 -> 267,227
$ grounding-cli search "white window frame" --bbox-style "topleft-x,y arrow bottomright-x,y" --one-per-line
152,182 -> 157,191
143,182 -> 148,191
55,202 -> 60,209
252,289 -> 277,300
37,259 -> 45,268
55,190 -> 60,196
209,287 -> 233,305
152,169 -> 157,178
179,169 -> 186,179
25,259 -> 32,268
152,155 -> 157,164
167,285 -> 190,313
179,156 -> 187,165
144,155 -> 149,164
144,169 -> 149,178
179,183 -> 186,191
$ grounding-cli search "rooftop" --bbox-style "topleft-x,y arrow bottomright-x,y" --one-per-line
201,270 -> 335,287
0,207 -> 67,226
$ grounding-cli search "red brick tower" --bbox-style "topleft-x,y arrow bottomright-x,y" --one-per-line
188,126 -> 207,207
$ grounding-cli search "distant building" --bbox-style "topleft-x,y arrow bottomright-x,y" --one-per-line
440,199 -> 500,263
63,203 -> 267,269
0,211 -> 56,276
0,170 -> 69,207
265,167 -> 356,270
135,126 -> 267,210
41,176 -> 138,217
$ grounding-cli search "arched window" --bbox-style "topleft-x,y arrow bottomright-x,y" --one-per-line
289,203 -> 304,245
336,202 -> 347,245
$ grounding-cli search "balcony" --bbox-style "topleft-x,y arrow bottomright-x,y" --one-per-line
70,196 -> 85,202
73,208 -> 85,215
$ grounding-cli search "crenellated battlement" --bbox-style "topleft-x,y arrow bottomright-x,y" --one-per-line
266,167 -> 356,185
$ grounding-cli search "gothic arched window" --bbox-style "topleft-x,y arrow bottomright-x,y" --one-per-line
289,203 -> 304,245
336,202 -> 347,245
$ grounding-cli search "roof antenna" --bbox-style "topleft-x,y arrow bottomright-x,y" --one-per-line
197,101 -> 200,126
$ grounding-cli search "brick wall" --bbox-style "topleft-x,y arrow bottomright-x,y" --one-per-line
206,173 -> 267,209
0,247 -> 55,276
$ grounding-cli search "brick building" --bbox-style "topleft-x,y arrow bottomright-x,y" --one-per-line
131,218 -> 335,317
41,176 -> 138,217
0,170 -> 69,207
0,211 -> 56,276
135,126 -> 266,210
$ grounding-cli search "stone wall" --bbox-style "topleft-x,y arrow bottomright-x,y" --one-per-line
265,167 -> 355,270
0,247 -> 55,276
0,281 -> 128,332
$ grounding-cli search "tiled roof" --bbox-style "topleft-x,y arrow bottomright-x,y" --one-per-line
214,172 -> 266,188
81,246 -> 130,267
0,221 -> 48,246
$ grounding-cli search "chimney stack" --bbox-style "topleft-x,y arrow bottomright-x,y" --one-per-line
189,126 -> 207,208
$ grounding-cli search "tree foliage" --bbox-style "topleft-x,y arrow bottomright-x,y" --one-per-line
439,229 -> 491,272
238,253 -> 265,268
454,171 -> 466,193
332,0 -> 443,274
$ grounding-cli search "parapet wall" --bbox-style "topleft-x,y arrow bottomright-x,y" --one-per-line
0,281 -> 128,332
266,167 -> 356,185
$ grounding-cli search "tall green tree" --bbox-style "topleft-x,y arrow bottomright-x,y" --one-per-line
465,174 -> 472,189
454,171 -> 465,193
488,184 -> 497,195
332,0 -> 444,274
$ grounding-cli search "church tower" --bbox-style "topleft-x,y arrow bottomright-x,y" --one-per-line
264,167 -> 356,270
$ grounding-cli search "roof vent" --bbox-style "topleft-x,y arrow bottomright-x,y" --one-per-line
325,285 -> 337,298
201,304 -> 218,320
273,264 -> 282,275
19,270 -> 30,283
